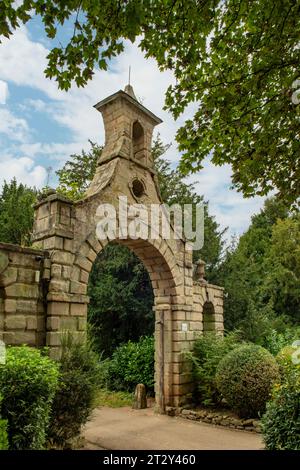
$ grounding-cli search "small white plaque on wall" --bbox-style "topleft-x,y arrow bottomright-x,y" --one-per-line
181,323 -> 188,332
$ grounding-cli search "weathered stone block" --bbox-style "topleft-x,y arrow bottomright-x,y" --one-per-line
47,301 -> 69,316
1,267 -> 18,286
5,315 -> 26,330
4,298 -> 16,313
64,239 -> 74,253
190,321 -> 202,331
5,283 -> 39,299
49,279 -> 70,293
51,264 -> 62,277
0,251 -> 9,273
173,373 -> 191,385
26,316 -> 38,330
70,303 -> 87,316
173,331 -> 186,341
77,317 -> 87,330
80,270 -> 89,284
47,316 -> 60,331
70,281 -> 87,295
52,251 -> 74,265
38,202 -> 50,219
173,311 -> 186,321
132,384 -> 147,409
60,317 -> 77,330
3,331 -> 36,345
43,236 -> 64,250
87,234 -> 102,254
62,265 -> 72,279
75,255 -> 92,272
17,268 -> 37,284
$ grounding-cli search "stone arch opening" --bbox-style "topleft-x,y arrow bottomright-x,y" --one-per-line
202,301 -> 215,334
70,235 -> 179,411
87,242 -> 154,358
132,120 -> 145,161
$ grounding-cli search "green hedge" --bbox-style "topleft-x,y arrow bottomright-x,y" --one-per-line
106,336 -> 154,392
187,332 -> 241,406
47,333 -> 101,448
261,359 -> 300,450
0,346 -> 59,450
0,420 -> 8,450
216,344 -> 280,418
0,395 -> 8,450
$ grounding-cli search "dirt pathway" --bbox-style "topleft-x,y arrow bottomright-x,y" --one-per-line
83,406 -> 264,450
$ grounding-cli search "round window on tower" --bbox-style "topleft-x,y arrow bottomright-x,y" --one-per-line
130,178 -> 145,199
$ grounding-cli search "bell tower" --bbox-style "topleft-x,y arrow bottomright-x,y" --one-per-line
86,84 -> 162,200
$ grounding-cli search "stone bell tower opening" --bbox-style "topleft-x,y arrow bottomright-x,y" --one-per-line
132,120 -> 145,163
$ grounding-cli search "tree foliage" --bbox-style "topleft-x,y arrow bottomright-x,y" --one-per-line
152,137 -> 225,277
88,244 -> 154,357
215,197 -> 299,342
1,1 -> 300,204
56,141 -> 100,200
0,178 -> 37,245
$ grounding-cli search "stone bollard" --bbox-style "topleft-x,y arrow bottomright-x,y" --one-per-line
132,384 -> 147,409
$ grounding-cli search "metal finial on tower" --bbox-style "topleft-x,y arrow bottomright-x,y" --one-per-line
124,67 -> 137,100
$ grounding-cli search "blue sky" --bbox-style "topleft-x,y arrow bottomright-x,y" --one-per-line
0,19 -> 265,240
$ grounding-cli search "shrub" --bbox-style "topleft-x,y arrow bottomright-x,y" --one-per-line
187,331 -> 241,406
47,333 -> 101,448
0,419 -> 8,451
0,395 -> 8,450
261,364 -> 300,450
107,336 -> 154,392
0,346 -> 59,450
263,327 -> 300,356
216,344 -> 280,418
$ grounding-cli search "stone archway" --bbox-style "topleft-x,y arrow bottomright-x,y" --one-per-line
0,83 -> 224,411
73,236 -> 180,411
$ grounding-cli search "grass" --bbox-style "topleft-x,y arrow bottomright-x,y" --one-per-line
94,389 -> 133,408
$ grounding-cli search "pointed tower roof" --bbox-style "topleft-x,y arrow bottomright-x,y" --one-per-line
93,85 -> 162,125
124,83 -> 137,99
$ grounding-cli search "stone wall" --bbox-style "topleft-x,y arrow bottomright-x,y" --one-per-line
177,408 -> 261,433
0,242 -> 49,346
193,282 -> 224,335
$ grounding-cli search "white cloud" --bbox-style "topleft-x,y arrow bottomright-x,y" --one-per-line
189,158 -> 265,239
0,108 -> 29,142
23,98 -> 47,112
0,80 -> 8,104
0,156 -> 47,188
0,26 -> 65,101
18,141 -> 86,163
